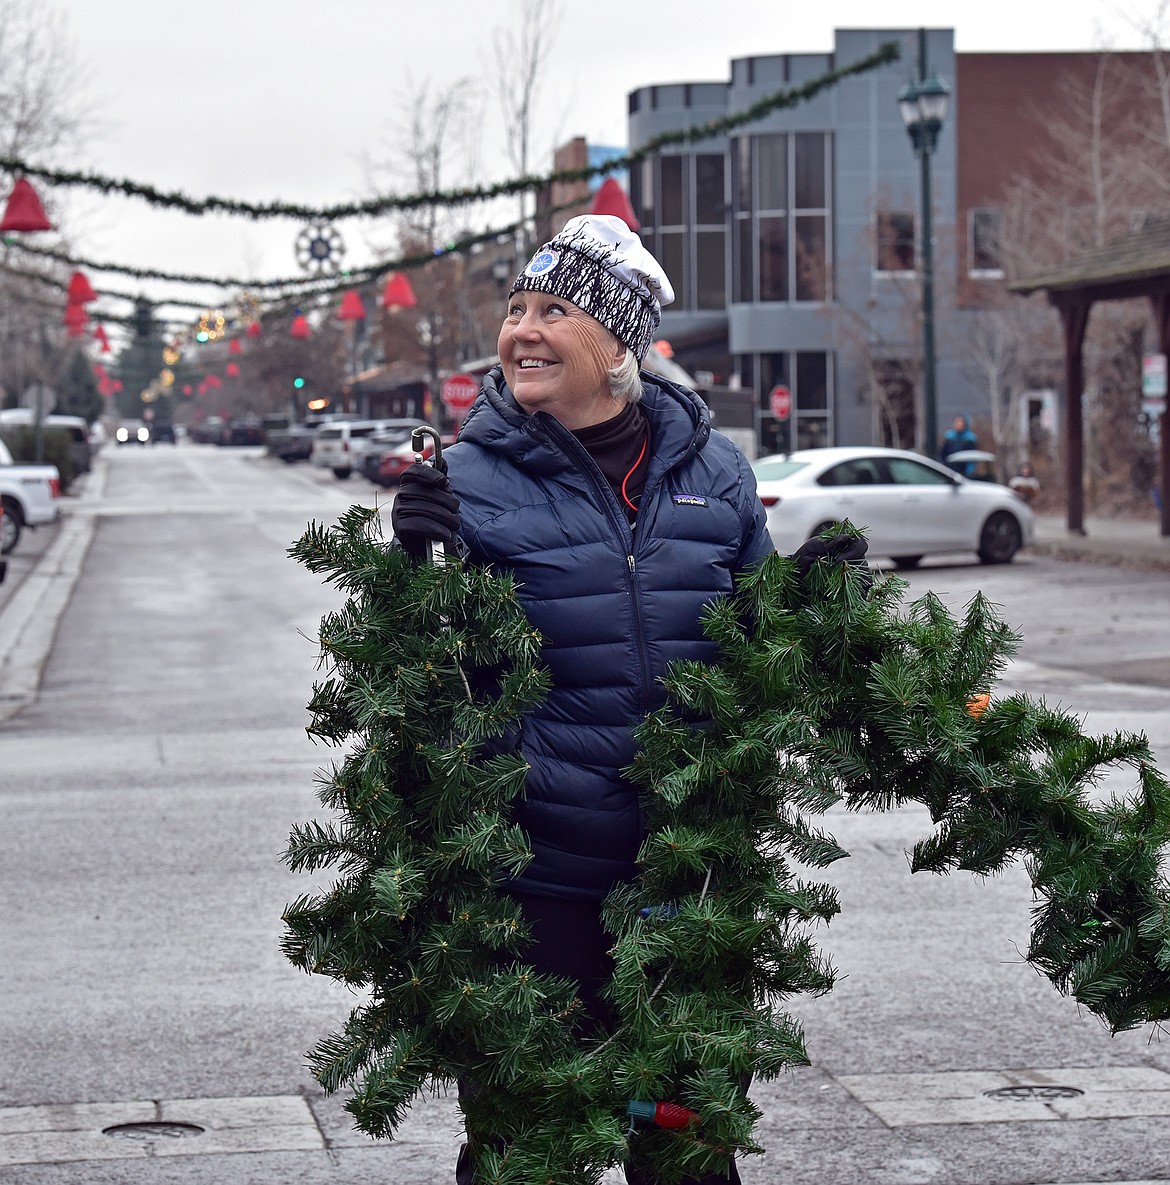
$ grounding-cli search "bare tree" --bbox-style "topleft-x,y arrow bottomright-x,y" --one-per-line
493,0 -> 563,243
0,0 -> 88,162
0,0 -> 92,410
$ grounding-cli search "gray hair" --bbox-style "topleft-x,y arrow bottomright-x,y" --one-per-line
607,345 -> 644,404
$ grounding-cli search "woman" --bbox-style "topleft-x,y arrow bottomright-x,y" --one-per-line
392,214 -> 773,1184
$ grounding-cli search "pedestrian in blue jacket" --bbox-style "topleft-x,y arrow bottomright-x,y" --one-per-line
940,414 -> 979,474
391,214 -> 855,1184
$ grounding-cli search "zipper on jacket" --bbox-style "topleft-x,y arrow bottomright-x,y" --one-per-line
537,416 -> 652,706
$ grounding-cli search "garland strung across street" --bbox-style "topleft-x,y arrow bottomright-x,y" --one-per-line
0,42 -> 897,226
284,515 -> 1170,1185
4,209 -> 544,296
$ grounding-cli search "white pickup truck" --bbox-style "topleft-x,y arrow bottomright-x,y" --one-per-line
0,438 -> 60,554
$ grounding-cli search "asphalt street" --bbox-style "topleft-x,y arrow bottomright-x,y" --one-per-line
1,444 -> 1169,1185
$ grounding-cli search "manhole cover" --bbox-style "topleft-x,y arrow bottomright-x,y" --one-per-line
983,1085 -> 1084,1101
102,1122 -> 205,1140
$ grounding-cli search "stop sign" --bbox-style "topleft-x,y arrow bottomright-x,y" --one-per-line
769,385 -> 792,421
441,373 -> 479,415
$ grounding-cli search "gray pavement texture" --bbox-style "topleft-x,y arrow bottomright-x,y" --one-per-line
2,448 -> 1170,1185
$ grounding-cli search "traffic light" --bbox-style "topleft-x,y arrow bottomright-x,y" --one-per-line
134,298 -> 155,340
293,377 -> 305,389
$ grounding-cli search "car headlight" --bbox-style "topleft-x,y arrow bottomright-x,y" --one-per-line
116,428 -> 129,442
137,427 -> 150,442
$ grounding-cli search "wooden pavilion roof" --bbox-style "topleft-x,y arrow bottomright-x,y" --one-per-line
1009,217 -> 1170,301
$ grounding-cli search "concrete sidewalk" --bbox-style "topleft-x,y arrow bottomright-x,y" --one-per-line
1029,512 -> 1170,573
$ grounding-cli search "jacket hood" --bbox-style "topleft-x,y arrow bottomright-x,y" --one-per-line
455,365 -> 711,477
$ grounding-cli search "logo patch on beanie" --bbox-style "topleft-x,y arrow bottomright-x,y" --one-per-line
525,250 -> 559,277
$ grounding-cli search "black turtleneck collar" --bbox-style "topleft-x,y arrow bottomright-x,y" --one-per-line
571,401 -> 650,521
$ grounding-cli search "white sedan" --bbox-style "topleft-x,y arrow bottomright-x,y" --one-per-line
751,446 -> 1034,567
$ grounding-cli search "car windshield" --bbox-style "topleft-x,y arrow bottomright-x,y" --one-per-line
752,459 -> 808,481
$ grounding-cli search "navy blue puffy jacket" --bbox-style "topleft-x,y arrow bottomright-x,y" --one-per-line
444,366 -> 774,901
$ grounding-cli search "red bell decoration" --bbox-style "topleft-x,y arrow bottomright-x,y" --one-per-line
93,324 -> 111,353
63,302 -> 88,337
226,361 -> 240,378
380,271 -> 417,311
338,289 -> 366,320
246,319 -> 262,338
228,337 -> 242,355
67,270 -> 98,304
290,313 -> 311,339
589,177 -> 640,232
0,177 -> 54,232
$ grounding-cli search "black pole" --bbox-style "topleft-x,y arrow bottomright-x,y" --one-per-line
918,28 -> 939,461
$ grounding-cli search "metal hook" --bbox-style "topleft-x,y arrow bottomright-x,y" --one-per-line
408,424 -> 449,567
411,425 -> 447,475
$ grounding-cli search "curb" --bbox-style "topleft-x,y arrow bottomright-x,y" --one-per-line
1027,538 -> 1170,574
0,454 -> 107,723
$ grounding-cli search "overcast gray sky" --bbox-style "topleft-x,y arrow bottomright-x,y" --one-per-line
43,0 -> 1158,326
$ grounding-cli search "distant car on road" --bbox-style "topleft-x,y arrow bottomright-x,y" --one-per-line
116,420 -> 151,445
751,445 -> 1034,567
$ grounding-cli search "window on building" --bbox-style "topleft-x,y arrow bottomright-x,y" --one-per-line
873,358 -> 916,449
739,349 -> 834,454
634,151 -> 725,311
876,212 -> 916,273
969,207 -> 1003,276
730,132 -> 832,304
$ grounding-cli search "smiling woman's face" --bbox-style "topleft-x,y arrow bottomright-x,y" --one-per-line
498,290 -> 627,430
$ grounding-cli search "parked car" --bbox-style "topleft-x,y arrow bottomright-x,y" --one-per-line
311,419 -> 400,479
219,418 -> 265,446
355,419 -> 430,484
374,436 -> 431,487
116,420 -> 151,445
0,409 -> 92,475
190,416 -> 226,445
0,438 -> 60,554
751,446 -> 1034,567
266,413 -> 349,463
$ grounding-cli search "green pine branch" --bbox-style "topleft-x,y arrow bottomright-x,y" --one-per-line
284,515 -> 1170,1184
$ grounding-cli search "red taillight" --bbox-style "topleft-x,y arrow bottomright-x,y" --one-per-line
759,495 -> 779,507
49,477 -> 61,499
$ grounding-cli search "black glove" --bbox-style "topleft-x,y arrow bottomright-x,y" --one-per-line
790,531 -> 870,580
391,462 -> 461,558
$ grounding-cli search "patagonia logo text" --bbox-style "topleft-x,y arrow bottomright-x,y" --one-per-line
672,494 -> 709,507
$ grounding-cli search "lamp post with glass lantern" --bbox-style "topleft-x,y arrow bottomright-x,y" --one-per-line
898,39 -> 950,459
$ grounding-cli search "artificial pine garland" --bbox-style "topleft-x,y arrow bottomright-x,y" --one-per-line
0,43 -> 899,227
284,514 -> 1170,1185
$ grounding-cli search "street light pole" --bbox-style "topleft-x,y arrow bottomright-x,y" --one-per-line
898,29 -> 950,460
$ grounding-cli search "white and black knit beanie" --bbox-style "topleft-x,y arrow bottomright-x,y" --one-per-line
509,214 -> 675,362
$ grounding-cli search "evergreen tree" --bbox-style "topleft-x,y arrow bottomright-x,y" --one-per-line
284,516 -> 1170,1185
56,349 -> 103,424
